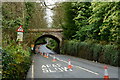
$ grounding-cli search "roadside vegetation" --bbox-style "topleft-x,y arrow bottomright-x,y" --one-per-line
62,40 -> 120,66
60,2 -> 120,67
2,2 -> 55,79
2,2 -> 41,79
2,41 -> 32,79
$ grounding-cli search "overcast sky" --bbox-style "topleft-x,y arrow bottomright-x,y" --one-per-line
44,0 -> 56,28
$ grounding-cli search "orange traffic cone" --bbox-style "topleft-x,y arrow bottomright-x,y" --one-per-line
31,44 -> 34,50
41,52 -> 43,56
44,53 -> 46,58
104,65 -> 110,80
52,55 -> 56,62
68,59 -> 72,69
46,53 -> 48,58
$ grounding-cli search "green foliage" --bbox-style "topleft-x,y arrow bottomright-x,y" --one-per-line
2,3 -> 23,29
47,39 -> 58,51
61,2 -> 77,40
28,2 -> 47,29
103,45 -> 119,66
2,41 -> 31,79
24,2 -> 35,29
65,2 -> 120,44
90,44 -> 102,61
2,17 -> 23,29
72,2 -> 92,41
89,2 -> 120,43
62,40 -> 119,66
35,38 -> 46,44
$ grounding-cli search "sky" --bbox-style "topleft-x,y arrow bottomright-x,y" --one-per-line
37,0 -> 66,28
44,0 -> 57,28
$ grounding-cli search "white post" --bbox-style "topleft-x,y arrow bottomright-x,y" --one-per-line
17,32 -> 23,42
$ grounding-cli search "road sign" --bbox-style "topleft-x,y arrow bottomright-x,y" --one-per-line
16,25 -> 24,32
16,25 -> 24,42
17,32 -> 23,41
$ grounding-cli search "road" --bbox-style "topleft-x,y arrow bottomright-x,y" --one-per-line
26,46 -> 119,79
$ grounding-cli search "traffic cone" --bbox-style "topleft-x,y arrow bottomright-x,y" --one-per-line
52,55 -> 56,62
41,52 -> 43,56
44,53 -> 46,58
31,44 -> 34,50
104,65 -> 110,80
68,59 -> 72,69
46,53 -> 49,58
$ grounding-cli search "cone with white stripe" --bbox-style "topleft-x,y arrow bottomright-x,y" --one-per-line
52,55 -> 56,62
68,59 -> 72,69
41,52 -> 43,56
46,53 -> 48,58
44,53 -> 46,57
104,65 -> 109,80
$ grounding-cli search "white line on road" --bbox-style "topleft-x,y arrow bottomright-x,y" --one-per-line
32,60 -> 34,79
73,65 -> 99,75
50,54 -> 99,75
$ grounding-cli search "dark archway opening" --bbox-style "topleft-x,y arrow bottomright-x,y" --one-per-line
34,35 -> 60,54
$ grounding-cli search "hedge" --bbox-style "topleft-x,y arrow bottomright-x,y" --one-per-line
2,43 -> 32,79
62,40 -> 120,67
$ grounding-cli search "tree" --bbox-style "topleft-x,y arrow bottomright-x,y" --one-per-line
72,2 -> 120,44
61,2 -> 77,40
2,2 -> 48,46
28,2 -> 47,29
2,2 -> 24,44
52,2 -> 65,29
89,2 -> 120,43
72,2 -> 92,41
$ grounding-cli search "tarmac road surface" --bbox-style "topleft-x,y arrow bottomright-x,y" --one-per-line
26,53 -> 119,79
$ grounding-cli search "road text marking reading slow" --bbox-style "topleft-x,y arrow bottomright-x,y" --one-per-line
41,64 -> 68,73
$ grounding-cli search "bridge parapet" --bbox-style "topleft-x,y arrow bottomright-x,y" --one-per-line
28,29 -> 63,32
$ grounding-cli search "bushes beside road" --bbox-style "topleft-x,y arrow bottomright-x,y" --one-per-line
2,43 -> 32,79
62,40 -> 120,67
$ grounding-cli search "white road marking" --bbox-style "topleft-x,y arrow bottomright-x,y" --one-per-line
42,65 -> 47,68
61,60 -> 68,63
49,55 -> 99,75
48,67 -> 56,72
31,60 -> 34,79
61,67 -> 68,72
56,64 -> 61,67
42,68 -> 49,73
74,65 -> 99,75
46,64 -> 51,67
42,65 -> 49,73
52,64 -> 58,67
41,64 -> 70,73
56,58 -> 60,60
58,67 -> 64,72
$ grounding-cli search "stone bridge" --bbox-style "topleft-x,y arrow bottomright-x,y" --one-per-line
28,29 -> 63,53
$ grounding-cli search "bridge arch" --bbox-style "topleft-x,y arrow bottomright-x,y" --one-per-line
34,34 -> 61,54
28,29 -> 63,54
